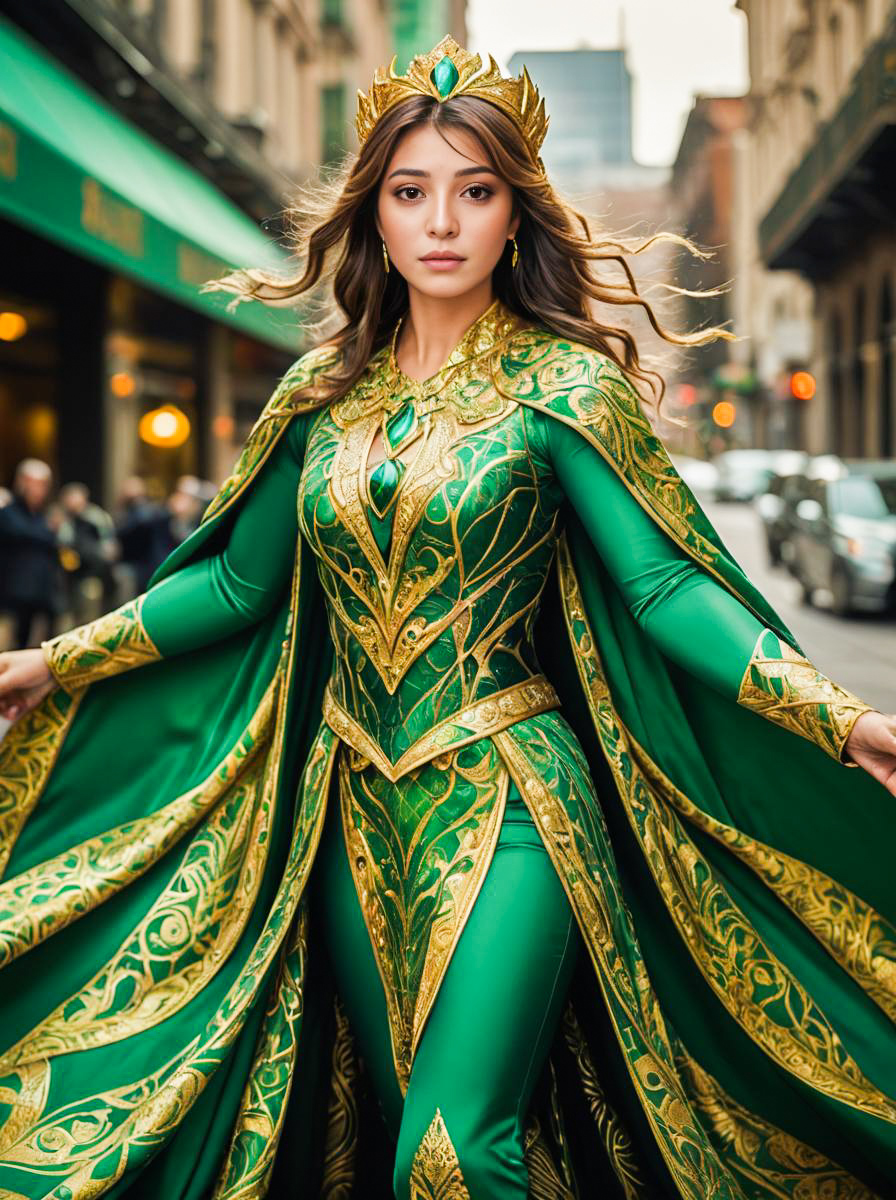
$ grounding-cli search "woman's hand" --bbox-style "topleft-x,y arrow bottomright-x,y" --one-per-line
844,710 -> 896,796
0,648 -> 56,723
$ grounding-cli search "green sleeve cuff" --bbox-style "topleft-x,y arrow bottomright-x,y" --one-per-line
736,628 -> 874,766
41,595 -> 162,693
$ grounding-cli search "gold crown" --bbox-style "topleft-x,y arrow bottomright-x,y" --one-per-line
355,35 -> 549,164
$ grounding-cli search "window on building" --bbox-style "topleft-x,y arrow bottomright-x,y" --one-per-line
321,83 -> 346,163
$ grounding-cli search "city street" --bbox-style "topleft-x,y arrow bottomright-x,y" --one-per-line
705,495 -> 896,715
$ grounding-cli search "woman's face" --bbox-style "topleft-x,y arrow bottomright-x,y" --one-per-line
376,122 -> 519,301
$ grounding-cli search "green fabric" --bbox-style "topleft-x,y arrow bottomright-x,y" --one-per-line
2,314 -> 895,1199
0,16 -> 298,351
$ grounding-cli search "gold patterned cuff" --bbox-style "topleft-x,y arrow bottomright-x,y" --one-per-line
41,596 -> 162,692
736,628 -> 873,766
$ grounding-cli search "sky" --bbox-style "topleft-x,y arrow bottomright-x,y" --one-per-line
467,0 -> 749,167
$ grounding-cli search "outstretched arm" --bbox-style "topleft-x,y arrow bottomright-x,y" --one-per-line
0,414 -> 307,711
533,408 -> 886,773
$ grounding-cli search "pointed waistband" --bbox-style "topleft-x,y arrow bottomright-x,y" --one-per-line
322,675 -> 560,783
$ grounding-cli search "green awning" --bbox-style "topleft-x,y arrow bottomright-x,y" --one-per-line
0,17 -> 302,352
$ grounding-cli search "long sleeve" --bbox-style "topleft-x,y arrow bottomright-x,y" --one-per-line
532,408 -> 874,766
42,415 -> 307,692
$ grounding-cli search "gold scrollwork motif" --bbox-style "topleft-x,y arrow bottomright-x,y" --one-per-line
678,1051 -> 880,1199
737,628 -> 873,764
555,538 -> 896,1125
560,1003 -> 646,1200
523,1114 -> 575,1200
41,595 -> 162,692
319,994 -> 361,1200
323,676 -> 559,782
0,686 -> 81,881
409,1108 -> 471,1200
212,907 -> 309,1200
339,742 -> 507,1093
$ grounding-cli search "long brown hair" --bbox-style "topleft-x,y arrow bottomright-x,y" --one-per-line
204,93 -> 732,413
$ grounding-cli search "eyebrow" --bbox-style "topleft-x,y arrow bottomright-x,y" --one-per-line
386,165 -> 497,180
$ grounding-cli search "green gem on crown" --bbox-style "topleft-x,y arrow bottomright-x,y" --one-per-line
431,56 -> 459,99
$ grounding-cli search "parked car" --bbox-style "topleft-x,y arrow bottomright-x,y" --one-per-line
711,449 -> 779,502
754,451 -> 810,566
784,458 -> 896,616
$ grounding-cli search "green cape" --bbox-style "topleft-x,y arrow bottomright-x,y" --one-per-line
0,334 -> 894,1199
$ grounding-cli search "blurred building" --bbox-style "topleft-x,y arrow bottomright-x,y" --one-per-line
0,0 -> 392,506
393,0 -> 467,70
667,95 -> 759,455
737,0 -> 896,457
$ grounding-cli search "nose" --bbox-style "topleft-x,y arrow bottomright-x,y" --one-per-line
425,190 -> 458,240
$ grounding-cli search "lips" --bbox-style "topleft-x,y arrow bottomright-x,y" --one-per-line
420,252 -> 465,261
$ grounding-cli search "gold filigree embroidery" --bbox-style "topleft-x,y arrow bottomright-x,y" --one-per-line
319,994 -> 360,1199
560,1004 -> 645,1200
339,743 -> 507,1094
0,686 -> 82,881
409,1108 -> 471,1200
41,595 -> 162,692
323,676 -> 559,782
555,537 -> 896,1125
736,628 -> 872,764
678,1051 -> 880,1199
523,1114 -> 575,1200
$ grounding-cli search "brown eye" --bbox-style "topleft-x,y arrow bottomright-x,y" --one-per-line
464,184 -> 493,202
396,186 -> 423,201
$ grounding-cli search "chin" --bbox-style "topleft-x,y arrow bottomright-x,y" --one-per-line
404,268 -> 492,300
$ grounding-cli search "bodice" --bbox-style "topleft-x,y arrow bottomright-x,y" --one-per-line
297,336 -> 565,778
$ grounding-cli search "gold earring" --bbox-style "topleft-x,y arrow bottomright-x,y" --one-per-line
381,239 -> 390,273
510,236 -> 519,268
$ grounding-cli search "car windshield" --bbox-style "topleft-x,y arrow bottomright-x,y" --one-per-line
830,477 -> 896,519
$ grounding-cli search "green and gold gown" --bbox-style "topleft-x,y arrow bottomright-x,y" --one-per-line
2,297 -> 896,1199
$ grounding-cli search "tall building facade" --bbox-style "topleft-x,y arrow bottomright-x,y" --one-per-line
0,0 -> 392,505
736,0 -> 896,456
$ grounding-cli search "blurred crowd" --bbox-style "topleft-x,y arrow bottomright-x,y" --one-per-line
0,459 -> 217,650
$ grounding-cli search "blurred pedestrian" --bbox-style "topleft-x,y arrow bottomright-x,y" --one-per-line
57,483 -> 119,624
0,459 -> 60,648
115,476 -> 172,596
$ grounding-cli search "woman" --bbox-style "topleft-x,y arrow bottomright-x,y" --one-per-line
1,37 -> 896,1200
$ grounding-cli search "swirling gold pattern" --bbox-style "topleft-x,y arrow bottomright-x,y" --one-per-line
323,675 -> 558,781
492,720 -> 740,1199
560,1003 -> 646,1199
212,908 -> 308,1200
523,1114 -> 575,1200
678,1051 -> 879,1199
737,628 -> 873,764
0,725 -> 335,1195
408,1108 -> 471,1200
624,728 -> 896,1027
339,741 -> 507,1093
319,994 -> 360,1199
0,686 -> 81,881
0,677 -> 277,974
556,536 -> 896,1124
41,595 -> 161,692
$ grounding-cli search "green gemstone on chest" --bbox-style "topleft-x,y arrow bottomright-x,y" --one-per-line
369,456 -> 405,519
431,56 -> 459,98
384,401 -> 417,456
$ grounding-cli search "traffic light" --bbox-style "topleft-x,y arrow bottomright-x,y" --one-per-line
789,370 -> 817,400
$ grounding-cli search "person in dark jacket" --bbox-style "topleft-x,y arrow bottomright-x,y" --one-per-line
0,459 -> 60,648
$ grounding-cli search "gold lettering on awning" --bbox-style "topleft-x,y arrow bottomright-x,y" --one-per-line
81,178 -> 144,257
177,241 -> 225,286
0,122 -> 17,181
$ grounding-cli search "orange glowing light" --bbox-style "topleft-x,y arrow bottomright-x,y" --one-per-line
790,370 -> 816,400
212,414 -> 235,439
712,400 -> 736,428
138,404 -> 191,448
110,371 -> 136,397
0,311 -> 27,341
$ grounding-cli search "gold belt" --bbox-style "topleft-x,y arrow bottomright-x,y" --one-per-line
322,676 -> 560,783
